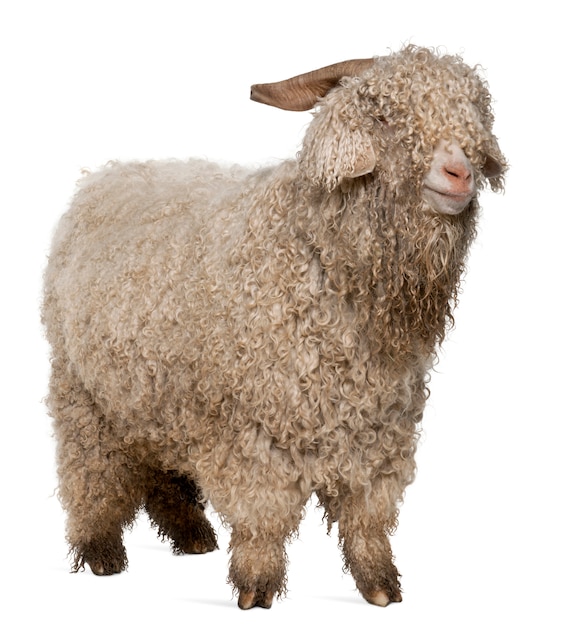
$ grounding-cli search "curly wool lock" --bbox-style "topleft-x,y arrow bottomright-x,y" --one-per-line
43,45 -> 507,609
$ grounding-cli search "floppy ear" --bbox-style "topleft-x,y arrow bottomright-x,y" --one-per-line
482,135 -> 508,192
297,89 -> 376,189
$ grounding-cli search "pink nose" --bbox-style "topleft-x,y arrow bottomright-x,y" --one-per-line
442,163 -> 473,195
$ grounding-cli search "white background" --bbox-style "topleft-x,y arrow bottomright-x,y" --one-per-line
2,1 -> 560,624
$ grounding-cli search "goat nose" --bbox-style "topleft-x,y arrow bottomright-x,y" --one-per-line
443,163 -> 471,181
442,163 -> 473,194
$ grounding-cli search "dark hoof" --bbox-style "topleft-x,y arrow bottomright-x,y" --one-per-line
72,536 -> 127,576
238,588 -> 274,610
169,518 -> 219,555
88,558 -> 124,576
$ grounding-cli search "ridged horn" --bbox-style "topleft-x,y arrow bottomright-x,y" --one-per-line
250,58 -> 374,111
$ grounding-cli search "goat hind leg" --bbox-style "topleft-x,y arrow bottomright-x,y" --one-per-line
144,468 -> 218,555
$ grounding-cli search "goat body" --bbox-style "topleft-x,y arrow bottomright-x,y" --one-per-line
42,46 -> 506,609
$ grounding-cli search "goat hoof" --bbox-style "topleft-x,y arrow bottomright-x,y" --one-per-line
89,561 -> 105,576
172,532 -> 218,555
189,539 -> 216,554
88,559 -> 121,576
73,537 -> 127,576
237,589 -> 274,610
364,588 -> 402,607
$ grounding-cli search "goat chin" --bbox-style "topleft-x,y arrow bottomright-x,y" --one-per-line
422,186 -> 474,215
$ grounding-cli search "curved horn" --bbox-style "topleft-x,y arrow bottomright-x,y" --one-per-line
250,58 -> 374,111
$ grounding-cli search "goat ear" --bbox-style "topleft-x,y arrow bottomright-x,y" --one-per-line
297,91 -> 376,189
483,153 -> 505,179
481,136 -> 508,191
350,144 -> 377,178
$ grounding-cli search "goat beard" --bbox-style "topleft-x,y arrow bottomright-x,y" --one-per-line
295,179 -> 479,356
371,193 -> 479,354
324,183 -> 479,356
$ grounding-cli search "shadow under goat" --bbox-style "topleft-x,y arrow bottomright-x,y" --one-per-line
42,45 -> 507,610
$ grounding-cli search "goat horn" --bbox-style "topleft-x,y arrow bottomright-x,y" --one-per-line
250,58 -> 374,111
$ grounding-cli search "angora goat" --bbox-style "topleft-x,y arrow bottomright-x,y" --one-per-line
42,46 -> 507,609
